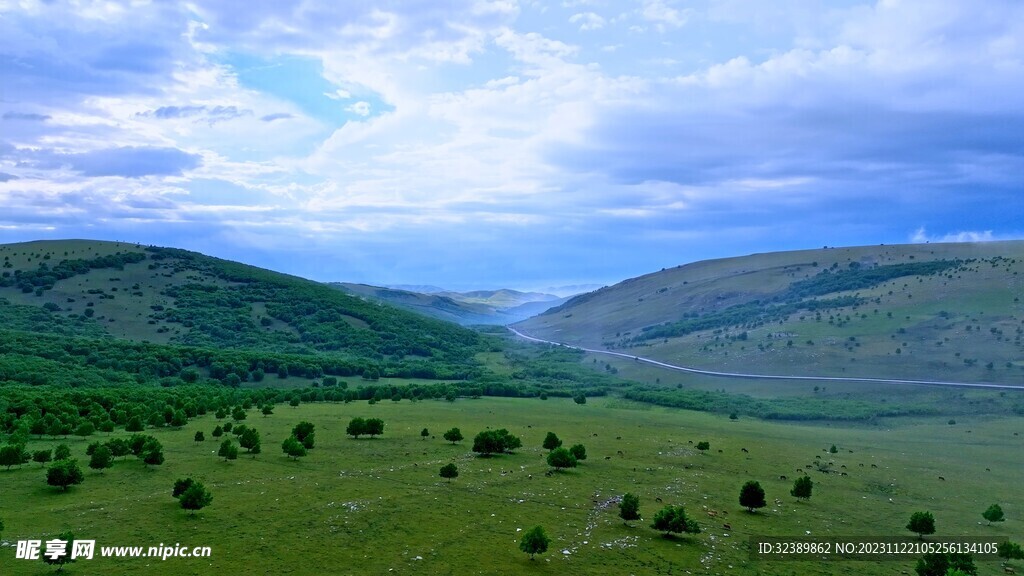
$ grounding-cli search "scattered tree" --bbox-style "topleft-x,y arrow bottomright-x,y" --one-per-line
569,444 -> 587,461
907,511 -> 936,539
194,431 -> 205,444
262,405 -> 274,417
282,436 -> 307,460
440,463 -> 458,483
421,428 -> 430,440
472,429 -> 521,456
32,449 -> 52,467
46,459 -> 84,491
650,505 -> 701,538
740,480 -> 767,512
914,552 -> 976,576
365,418 -> 384,438
519,526 -> 550,560
997,541 -> 1024,561
239,427 -> 261,454
443,427 -> 463,444
829,444 -> 838,454
41,530 -> 76,571
696,441 -> 710,453
179,482 -> 213,516
346,417 -> 367,439
790,475 -> 813,500
172,477 -> 194,498
619,493 -> 641,525
542,432 -> 562,451
142,439 -> 164,467
547,447 -> 577,471
0,445 -> 27,470
212,425 -> 223,438
88,446 -> 113,473
573,393 -> 587,405
218,439 -> 238,461
982,503 -> 1004,525
54,444 -> 71,461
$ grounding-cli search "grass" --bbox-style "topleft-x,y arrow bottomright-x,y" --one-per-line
1,397 -> 1021,575
518,241 -> 1024,384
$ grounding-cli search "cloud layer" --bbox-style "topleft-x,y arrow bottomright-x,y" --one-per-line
1,0 -> 1022,289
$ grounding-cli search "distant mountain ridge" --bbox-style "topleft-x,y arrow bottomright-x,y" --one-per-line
331,283 -> 571,325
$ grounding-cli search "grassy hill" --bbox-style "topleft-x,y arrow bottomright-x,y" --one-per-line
0,240 -> 485,383
516,241 -> 1024,385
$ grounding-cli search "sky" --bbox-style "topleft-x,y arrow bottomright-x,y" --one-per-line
1,0 -> 1022,292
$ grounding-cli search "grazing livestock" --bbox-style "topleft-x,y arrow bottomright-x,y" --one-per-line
655,497 -> 663,503
779,475 -> 788,480
1003,567 -> 1014,575
871,464 -> 878,468
938,476 -> 945,481
707,510 -> 718,518
722,523 -> 732,530
604,456 -> 611,460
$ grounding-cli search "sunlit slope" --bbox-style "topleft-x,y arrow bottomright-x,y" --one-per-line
0,240 -> 480,362
516,241 -> 1024,383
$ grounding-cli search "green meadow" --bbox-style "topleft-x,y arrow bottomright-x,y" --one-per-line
2,396 -> 1020,575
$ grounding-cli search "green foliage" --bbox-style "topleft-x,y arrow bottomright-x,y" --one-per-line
218,439 -> 238,461
696,441 -> 710,452
472,429 -> 521,456
179,482 -> 213,515
194,431 -> 205,443
41,530 -> 77,570
790,475 -> 813,500
546,446 -> 577,470
518,526 -> 550,560
88,445 -> 113,472
0,444 -> 28,469
172,477 -> 194,498
907,511 -> 936,539
542,431 -> 562,451
568,443 -> 587,461
573,393 -> 586,405
443,427 -> 463,444
982,503 -> 1004,524
914,552 -> 976,576
346,417 -> 367,439
740,480 -> 766,512
240,427 -> 261,454
282,436 -> 307,459
421,428 -> 430,439
997,541 -> 1024,560
46,459 -> 84,491
650,505 -> 701,537
619,493 -> 641,523
32,449 -> 52,467
439,463 -> 458,482
292,421 -> 315,446
53,444 -> 71,460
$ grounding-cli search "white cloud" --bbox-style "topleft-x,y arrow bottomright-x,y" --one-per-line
640,0 -> 690,31
569,12 -> 605,31
911,228 -> 999,244
345,101 -> 372,116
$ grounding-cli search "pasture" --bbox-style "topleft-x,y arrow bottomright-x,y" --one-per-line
1,396 -> 1020,575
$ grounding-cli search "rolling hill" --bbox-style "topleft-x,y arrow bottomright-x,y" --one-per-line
515,241 -> 1024,385
0,240 -> 484,381
330,283 -> 569,325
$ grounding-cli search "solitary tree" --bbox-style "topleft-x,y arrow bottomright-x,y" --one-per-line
650,505 -> 701,538
0,445 -> 27,470
218,439 -> 238,461
519,526 -> 550,560
547,447 -> 578,471
696,441 -> 710,453
997,541 -> 1024,561
292,422 -> 315,448
914,552 -> 976,576
982,504 -> 1004,525
573,393 -> 586,405
194,431 -> 205,444
569,444 -> 587,462
421,428 -> 430,440
542,432 -> 562,451
41,530 -> 76,571
179,482 -> 213,516
790,476 -> 813,501
88,446 -> 113,473
619,493 -> 641,525
240,427 -> 261,455
443,427 -> 463,444
172,477 -> 194,498
740,480 -> 767,512
282,436 -> 307,460
54,444 -> 71,461
440,463 -> 458,483
46,459 -> 84,491
907,511 -> 936,539
32,449 -> 52,467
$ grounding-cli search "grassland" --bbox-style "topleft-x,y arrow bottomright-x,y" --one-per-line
1,396 -> 1020,575
517,241 -> 1024,384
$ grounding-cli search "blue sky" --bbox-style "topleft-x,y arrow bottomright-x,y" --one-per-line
1,0 -> 1022,292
